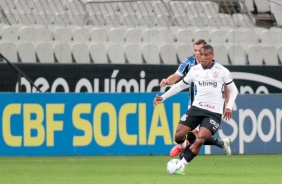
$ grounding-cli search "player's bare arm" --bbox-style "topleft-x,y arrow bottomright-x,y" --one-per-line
159,73 -> 181,87
153,94 -> 163,107
223,82 -> 238,121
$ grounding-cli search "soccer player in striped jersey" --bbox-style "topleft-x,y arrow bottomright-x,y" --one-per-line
154,44 -> 238,171
159,40 -> 231,157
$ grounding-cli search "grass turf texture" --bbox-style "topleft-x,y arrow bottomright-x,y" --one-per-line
0,155 -> 281,184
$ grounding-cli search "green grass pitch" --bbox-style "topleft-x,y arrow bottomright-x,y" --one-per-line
0,155 -> 281,184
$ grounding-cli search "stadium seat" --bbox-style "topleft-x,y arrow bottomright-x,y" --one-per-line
136,1 -> 154,16
18,26 -> 36,42
0,41 -> 18,63
232,13 -> 254,27
226,44 -> 247,65
259,30 -> 278,45
254,0 -> 270,13
159,43 -> 177,64
46,0 -> 69,25
261,44 -> 279,65
209,29 -> 227,44
124,28 -> 142,43
0,0 -> 18,24
53,42 -> 73,63
170,1 -> 186,16
1,26 -> 19,42
218,13 -> 235,27
174,43 -> 193,62
158,27 -> 174,43
141,43 -> 160,64
246,45 -> 264,65
105,43 -> 125,64
193,29 -> 210,43
67,0 -> 87,16
270,2 -> 282,27
70,42 -> 91,63
207,16 -> 223,27
124,43 -> 143,64
213,44 -> 229,65
189,15 -> 208,27
108,28 -> 126,43
142,28 -> 159,43
118,2 -> 137,15
52,27 -> 72,42
227,29 -> 259,48
72,27 -> 90,42
245,0 -> 255,12
88,14 -> 106,27
173,15 -> 191,27
153,1 -> 169,16
155,15 -> 171,27
174,28 -> 193,43
123,14 -> 139,27
34,25 -> 53,42
17,42 -> 36,63
202,1 -> 219,16
32,0 -> 54,24
242,29 -> 260,45
34,42 -> 55,63
88,42 -> 108,64
139,15 -> 156,27
105,14 -> 123,27
186,1 -> 205,17
90,27 -> 108,43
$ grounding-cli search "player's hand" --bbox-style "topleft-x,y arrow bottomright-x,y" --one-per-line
223,108 -> 232,121
153,94 -> 163,107
159,78 -> 169,87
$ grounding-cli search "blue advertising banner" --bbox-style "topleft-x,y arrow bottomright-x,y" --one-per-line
209,94 -> 282,155
0,93 -> 281,156
0,92 -> 190,156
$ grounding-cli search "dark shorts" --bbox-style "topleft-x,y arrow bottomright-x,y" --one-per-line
179,106 -> 222,135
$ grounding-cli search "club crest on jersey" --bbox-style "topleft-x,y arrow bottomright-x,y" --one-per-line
212,72 -> 219,79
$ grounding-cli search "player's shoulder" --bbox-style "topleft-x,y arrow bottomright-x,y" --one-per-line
213,62 -> 231,74
214,62 -> 229,70
181,56 -> 196,65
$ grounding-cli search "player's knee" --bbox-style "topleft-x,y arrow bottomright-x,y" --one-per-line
174,132 -> 186,142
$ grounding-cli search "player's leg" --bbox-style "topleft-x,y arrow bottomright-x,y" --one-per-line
180,111 -> 222,166
170,124 -> 191,157
170,113 -> 198,157
185,125 -> 231,156
204,137 -> 232,156
185,127 -> 199,145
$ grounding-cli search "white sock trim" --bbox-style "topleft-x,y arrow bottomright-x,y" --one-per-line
180,140 -> 187,148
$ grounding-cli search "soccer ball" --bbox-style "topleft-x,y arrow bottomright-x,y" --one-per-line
166,159 -> 185,175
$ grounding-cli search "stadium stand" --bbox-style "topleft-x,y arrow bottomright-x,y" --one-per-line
0,0 -> 281,65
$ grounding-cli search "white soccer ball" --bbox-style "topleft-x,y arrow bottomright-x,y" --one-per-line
166,159 -> 185,175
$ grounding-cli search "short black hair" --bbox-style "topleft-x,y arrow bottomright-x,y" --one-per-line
201,44 -> 214,54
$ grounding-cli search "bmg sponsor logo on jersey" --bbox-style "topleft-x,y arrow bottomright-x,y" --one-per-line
198,81 -> 217,88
